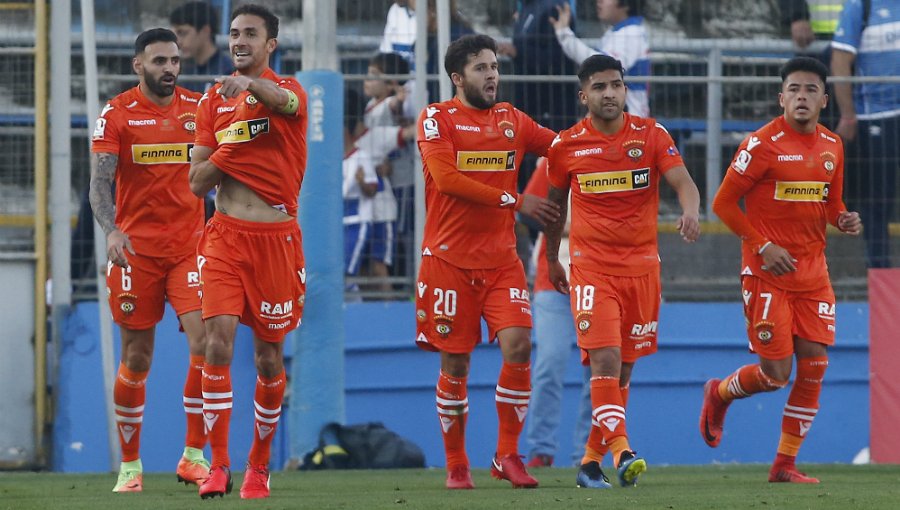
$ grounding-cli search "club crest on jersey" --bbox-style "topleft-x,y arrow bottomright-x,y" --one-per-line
118,293 -> 137,315
179,111 -> 197,133
755,320 -> 775,344
820,151 -> 836,176
576,311 -> 593,334
498,120 -> 515,141
623,139 -> 645,161
246,94 -> 259,107
434,315 -> 453,338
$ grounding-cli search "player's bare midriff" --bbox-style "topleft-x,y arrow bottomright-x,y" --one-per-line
215,174 -> 293,223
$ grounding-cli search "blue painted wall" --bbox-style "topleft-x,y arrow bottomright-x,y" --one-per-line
54,300 -> 869,471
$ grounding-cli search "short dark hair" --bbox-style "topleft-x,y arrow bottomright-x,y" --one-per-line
780,56 -> 828,85
369,52 -> 410,85
134,28 -> 178,56
169,1 -> 221,41
577,54 -> 625,84
619,0 -> 645,16
443,34 -> 497,79
231,3 -> 279,39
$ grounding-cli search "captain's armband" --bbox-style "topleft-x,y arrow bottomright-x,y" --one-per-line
280,89 -> 300,114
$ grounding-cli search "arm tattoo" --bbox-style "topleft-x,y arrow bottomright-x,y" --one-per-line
88,152 -> 119,235
544,186 -> 569,261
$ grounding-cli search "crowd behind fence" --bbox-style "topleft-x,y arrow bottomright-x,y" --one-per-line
0,0 -> 896,302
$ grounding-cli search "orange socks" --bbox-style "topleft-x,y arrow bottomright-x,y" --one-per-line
495,362 -> 531,457
583,376 -> 630,465
584,383 -> 629,462
202,364 -> 233,469
114,362 -> 148,462
778,356 -> 828,457
183,354 -> 206,450
248,371 -> 286,467
718,364 -> 788,403
436,371 -> 468,468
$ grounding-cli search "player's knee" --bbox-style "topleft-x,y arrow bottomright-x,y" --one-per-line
758,365 -> 789,391
502,337 -> 532,363
254,346 -> 284,377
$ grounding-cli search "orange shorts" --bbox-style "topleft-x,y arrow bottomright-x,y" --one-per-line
415,255 -> 532,354
568,265 -> 661,364
198,212 -> 305,342
106,251 -> 201,330
741,275 -> 835,360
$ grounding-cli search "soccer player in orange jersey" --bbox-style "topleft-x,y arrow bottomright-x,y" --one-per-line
187,4 -> 307,500
415,34 -> 560,490
544,54 -> 701,489
700,56 -> 862,483
89,28 -> 208,493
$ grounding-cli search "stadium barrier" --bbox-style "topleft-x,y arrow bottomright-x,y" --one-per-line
54,300 -> 869,471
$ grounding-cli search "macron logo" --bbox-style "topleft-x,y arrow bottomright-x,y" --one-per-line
128,119 -> 157,126
204,412 -> 219,432
500,192 -> 516,207
799,421 -> 812,437
602,417 -> 621,432
440,417 -> 454,433
257,424 -> 274,440
747,136 -> 761,151
119,425 -> 136,444
574,147 -> 603,157
417,282 -> 427,298
514,406 -> 528,423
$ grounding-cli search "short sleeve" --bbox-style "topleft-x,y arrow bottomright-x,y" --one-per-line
546,135 -> 569,190
90,102 -> 121,154
651,122 -> 685,174
276,77 -> 307,120
194,91 -> 218,149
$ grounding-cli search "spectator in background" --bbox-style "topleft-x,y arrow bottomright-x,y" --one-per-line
343,89 -> 396,297
499,0 -> 581,132
831,0 -> 900,268
361,53 -> 415,283
380,0 -> 417,64
170,1 -> 233,93
549,0 -> 650,117
779,0 -> 845,48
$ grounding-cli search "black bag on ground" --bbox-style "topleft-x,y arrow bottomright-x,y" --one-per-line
301,422 -> 426,470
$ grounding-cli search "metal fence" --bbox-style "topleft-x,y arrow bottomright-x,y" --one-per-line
1,0 -> 897,302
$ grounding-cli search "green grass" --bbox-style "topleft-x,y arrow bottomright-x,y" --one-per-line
2,464 -> 900,509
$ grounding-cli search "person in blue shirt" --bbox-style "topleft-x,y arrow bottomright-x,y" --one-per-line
831,0 -> 900,268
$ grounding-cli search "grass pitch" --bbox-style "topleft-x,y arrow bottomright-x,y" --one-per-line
2,464 -> 900,509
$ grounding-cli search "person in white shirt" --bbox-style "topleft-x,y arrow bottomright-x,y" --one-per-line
380,1 -> 417,65
550,0 -> 650,117
343,90 -> 398,295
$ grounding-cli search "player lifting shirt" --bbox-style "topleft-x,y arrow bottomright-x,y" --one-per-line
188,4 -> 307,500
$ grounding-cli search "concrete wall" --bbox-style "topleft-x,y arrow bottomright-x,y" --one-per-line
54,300 -> 869,471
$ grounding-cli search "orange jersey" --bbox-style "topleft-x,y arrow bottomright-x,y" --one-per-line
547,114 -> 684,276
714,116 -> 847,291
91,86 -> 204,258
417,97 -> 556,269
195,68 -> 308,217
